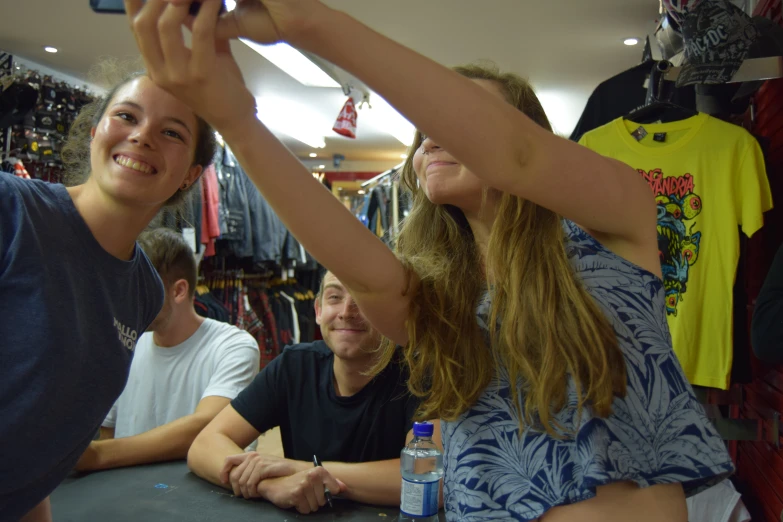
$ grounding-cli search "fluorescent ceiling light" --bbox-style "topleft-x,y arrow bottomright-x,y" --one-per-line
225,0 -> 338,88
242,40 -> 340,88
364,94 -> 416,146
624,38 -> 639,46
256,96 -> 329,149
44,46 -> 58,53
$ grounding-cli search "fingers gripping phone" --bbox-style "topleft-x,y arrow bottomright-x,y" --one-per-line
90,0 -> 227,15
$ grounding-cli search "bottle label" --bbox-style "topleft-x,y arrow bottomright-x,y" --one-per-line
400,478 -> 439,517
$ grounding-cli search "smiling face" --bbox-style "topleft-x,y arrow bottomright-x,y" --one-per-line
315,272 -> 382,362
411,79 -> 510,214
89,76 -> 203,208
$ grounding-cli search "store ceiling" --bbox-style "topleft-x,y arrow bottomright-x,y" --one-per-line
0,0 -> 660,170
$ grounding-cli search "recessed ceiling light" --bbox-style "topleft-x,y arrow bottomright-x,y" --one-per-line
44,46 -> 58,53
318,165 -> 326,169
623,38 -> 639,46
309,153 -> 318,158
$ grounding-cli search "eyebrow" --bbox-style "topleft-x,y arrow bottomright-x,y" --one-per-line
323,283 -> 345,293
112,101 -> 193,137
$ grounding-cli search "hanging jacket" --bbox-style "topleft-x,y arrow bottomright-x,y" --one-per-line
217,146 -> 252,257
240,171 -> 288,265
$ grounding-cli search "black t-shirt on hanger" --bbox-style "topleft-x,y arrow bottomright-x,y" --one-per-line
232,341 -> 418,463
570,60 -> 697,142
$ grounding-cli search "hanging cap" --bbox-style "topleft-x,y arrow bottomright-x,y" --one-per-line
676,0 -> 759,87
413,421 -> 434,438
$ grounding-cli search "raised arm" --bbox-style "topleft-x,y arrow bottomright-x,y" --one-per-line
291,7 -> 654,242
124,0 -> 411,344
214,0 -> 655,246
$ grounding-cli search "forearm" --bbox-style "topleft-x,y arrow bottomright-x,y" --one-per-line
187,432 -> 245,488
323,459 -> 401,506
92,414 -> 212,470
295,8 -> 651,238
219,117 -> 403,297
296,8 -> 532,191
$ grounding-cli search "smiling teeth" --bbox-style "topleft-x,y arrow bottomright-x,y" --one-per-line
115,155 -> 154,174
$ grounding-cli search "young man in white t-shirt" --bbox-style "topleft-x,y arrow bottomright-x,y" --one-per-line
75,229 -> 260,471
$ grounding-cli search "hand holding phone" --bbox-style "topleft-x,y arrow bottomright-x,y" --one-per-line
90,0 -> 226,15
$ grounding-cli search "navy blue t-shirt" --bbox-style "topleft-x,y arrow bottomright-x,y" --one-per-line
0,174 -> 164,520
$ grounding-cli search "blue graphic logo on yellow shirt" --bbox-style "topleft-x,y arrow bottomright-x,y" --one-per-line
639,168 -> 702,316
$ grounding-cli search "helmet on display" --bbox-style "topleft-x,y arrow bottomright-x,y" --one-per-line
662,0 -> 704,25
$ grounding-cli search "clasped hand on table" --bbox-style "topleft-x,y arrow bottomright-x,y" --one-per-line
220,452 -> 346,515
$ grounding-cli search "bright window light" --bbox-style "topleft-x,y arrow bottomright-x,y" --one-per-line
242,40 -> 340,88
256,96 -> 330,149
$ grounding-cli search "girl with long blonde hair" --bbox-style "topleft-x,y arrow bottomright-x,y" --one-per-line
127,0 -> 733,520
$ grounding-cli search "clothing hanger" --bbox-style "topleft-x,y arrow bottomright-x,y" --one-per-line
625,60 -> 697,124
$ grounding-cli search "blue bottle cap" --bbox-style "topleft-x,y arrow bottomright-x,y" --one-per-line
413,421 -> 434,438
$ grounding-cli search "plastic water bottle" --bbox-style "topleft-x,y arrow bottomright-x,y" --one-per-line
399,421 -> 443,521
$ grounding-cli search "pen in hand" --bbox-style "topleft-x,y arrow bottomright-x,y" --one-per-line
312,454 -> 334,508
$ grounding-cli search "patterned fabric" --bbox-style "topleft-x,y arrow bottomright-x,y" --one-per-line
441,220 -> 734,521
248,288 -> 280,369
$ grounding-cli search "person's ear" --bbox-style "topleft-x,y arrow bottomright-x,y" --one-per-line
181,164 -> 203,191
173,279 -> 190,304
314,296 -> 322,325
90,127 -> 96,141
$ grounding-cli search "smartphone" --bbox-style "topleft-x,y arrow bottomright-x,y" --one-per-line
90,0 -> 226,15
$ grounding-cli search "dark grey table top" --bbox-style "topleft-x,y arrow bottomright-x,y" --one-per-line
51,461 -> 444,521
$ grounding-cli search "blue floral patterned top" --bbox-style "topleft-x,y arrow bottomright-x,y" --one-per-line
441,220 -> 734,521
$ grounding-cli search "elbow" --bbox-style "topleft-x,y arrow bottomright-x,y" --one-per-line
187,432 -> 208,475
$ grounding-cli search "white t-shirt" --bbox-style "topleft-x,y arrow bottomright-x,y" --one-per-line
103,318 -> 260,438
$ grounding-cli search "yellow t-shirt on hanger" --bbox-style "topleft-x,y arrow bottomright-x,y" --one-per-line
579,113 -> 773,389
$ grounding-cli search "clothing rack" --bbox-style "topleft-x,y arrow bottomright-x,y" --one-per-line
361,162 -> 404,188
197,272 -> 270,282
696,387 -> 781,448
359,163 -> 406,240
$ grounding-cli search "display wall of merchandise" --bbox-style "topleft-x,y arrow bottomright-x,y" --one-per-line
0,52 -> 95,181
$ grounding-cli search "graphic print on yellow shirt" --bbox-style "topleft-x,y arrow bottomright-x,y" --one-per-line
579,114 -> 772,389
639,167 -> 702,316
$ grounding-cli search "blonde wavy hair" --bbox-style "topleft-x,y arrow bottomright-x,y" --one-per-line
375,63 -> 627,436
